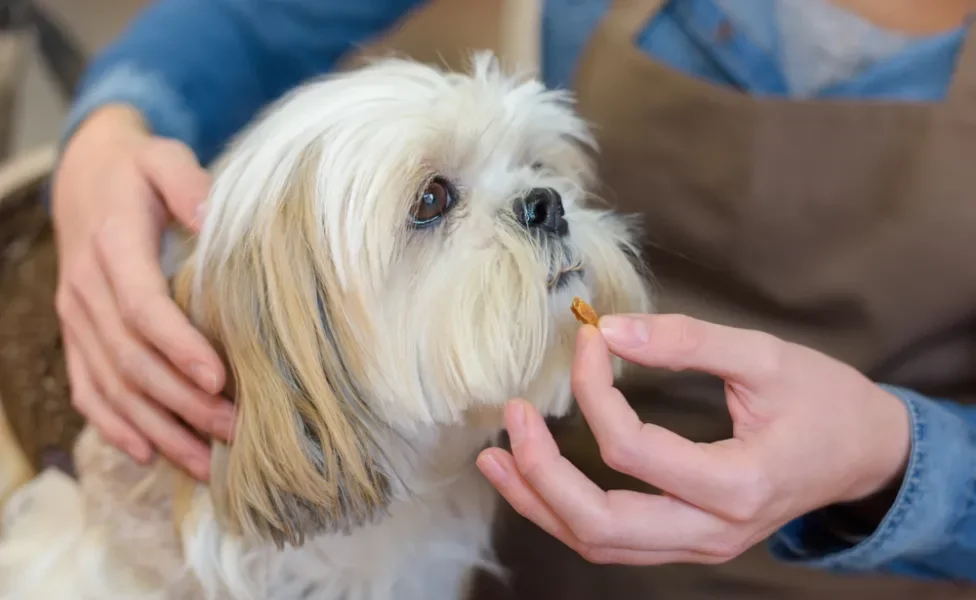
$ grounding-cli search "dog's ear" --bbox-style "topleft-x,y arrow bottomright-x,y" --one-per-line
171,173 -> 394,549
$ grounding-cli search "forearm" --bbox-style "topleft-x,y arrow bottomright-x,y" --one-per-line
770,386 -> 976,580
64,0 -> 424,164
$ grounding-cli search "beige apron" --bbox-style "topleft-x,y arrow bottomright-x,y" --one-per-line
473,1 -> 976,598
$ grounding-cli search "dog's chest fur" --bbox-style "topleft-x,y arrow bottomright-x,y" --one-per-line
260,468 -> 498,600
2,425 -> 500,600
105,426 -> 497,600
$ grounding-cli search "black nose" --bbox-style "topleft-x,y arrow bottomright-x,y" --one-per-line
516,188 -> 567,236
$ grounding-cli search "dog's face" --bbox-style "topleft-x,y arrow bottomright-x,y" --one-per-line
172,53 -> 650,548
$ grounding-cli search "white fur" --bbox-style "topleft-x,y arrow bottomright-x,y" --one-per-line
0,53 -> 650,599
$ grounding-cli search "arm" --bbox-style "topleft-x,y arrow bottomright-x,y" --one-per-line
770,386 -> 976,581
65,0 -> 426,163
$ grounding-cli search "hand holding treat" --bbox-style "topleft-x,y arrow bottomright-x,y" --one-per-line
477,313 -> 912,566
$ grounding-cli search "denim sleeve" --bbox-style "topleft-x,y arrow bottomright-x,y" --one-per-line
768,385 -> 976,581
63,0 -> 426,164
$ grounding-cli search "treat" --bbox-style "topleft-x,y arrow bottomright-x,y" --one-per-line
570,296 -> 599,326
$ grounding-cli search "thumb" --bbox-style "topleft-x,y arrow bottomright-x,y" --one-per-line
597,313 -> 784,388
136,138 -> 211,233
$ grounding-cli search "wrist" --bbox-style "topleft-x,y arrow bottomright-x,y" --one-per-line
867,386 -> 912,495
68,105 -> 150,149
839,385 -> 911,505
58,104 -> 150,173
53,105 -> 152,216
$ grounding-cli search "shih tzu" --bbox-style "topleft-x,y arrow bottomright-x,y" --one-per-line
0,52 -> 650,600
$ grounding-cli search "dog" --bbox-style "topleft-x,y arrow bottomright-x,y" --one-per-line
0,52 -> 651,600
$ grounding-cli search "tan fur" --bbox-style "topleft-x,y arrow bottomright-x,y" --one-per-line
171,155 -> 393,549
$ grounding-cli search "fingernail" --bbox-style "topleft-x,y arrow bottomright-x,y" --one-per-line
127,442 -> 150,463
477,454 -> 508,483
211,409 -> 235,440
188,454 -> 210,481
190,362 -> 217,394
506,401 -> 527,439
599,315 -> 650,348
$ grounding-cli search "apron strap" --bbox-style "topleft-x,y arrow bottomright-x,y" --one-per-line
946,15 -> 976,108
606,0 -> 670,40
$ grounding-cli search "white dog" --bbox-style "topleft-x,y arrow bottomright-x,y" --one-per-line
0,53 -> 650,600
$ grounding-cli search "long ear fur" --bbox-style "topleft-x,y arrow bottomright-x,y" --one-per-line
170,164 -> 394,549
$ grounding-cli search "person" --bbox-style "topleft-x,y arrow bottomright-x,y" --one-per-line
50,0 -> 976,595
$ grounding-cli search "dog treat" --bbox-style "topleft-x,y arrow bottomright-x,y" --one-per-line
570,296 -> 599,326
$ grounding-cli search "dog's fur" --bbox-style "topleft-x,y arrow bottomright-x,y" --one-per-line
0,53 -> 650,600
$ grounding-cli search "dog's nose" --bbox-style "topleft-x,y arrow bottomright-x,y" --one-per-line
516,188 -> 567,236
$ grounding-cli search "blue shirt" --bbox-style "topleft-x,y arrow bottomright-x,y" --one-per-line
63,0 -> 976,582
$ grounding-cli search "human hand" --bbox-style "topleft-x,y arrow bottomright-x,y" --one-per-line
52,105 -> 232,480
476,314 -> 911,565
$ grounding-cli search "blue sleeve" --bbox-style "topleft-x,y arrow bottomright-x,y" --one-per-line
769,385 -> 976,581
63,0 -> 426,164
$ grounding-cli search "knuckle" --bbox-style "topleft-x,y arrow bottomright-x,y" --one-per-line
724,497 -> 761,524
724,470 -> 772,523
119,294 -> 151,330
99,379 -> 129,410
570,366 -> 589,395
115,348 -> 147,386
92,222 -> 119,258
572,518 -> 611,548
599,439 -> 638,475
664,314 -> 706,364
65,259 -> 99,296
517,457 -> 548,486
750,334 -> 787,380
69,390 -> 92,415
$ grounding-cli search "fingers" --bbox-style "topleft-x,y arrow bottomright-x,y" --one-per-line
597,313 -> 787,388
500,400 -> 734,551
93,206 -> 226,400
136,138 -> 211,232
60,294 -> 213,480
476,448 -> 586,547
478,449 -> 710,566
63,333 -> 149,462
501,400 -> 614,533
75,264 -> 234,440
106,380 -> 213,481
477,401 -> 750,565
570,327 -> 766,519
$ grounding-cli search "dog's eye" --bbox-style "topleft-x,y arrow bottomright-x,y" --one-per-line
411,177 -> 455,227
531,161 -> 546,171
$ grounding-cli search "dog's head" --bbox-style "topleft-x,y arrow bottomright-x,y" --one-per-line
172,53 -> 650,548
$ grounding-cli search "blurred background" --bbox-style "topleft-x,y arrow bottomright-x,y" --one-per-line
15,0 -> 145,151
15,0 -> 503,153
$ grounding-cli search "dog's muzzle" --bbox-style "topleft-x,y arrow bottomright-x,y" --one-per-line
513,188 -> 581,290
